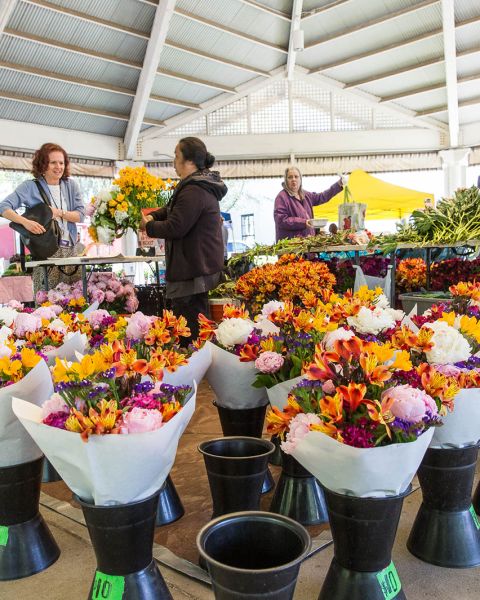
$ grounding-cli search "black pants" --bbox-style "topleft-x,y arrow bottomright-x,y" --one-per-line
171,292 -> 210,345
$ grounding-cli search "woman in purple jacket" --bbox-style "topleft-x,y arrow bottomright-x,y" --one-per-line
274,166 -> 344,241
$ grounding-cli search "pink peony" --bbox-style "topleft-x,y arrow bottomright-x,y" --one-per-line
91,289 -> 105,304
382,385 -> 438,423
33,306 -> 58,320
282,412 -> 322,454
35,290 -> 48,304
255,351 -> 284,373
126,312 -> 154,340
87,309 -> 111,329
434,364 -> 463,378
14,312 -> 42,337
323,327 -> 355,350
7,300 -> 24,310
41,393 -> 69,419
104,291 -> 116,303
120,408 -> 164,434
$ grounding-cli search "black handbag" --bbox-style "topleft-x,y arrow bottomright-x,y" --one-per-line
9,179 -> 62,265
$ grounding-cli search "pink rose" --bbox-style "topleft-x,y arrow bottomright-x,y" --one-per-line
282,412 -> 322,454
120,407 -> 164,434
14,312 -> 42,337
126,312 -> 154,340
255,351 -> 284,374
382,385 -> 438,423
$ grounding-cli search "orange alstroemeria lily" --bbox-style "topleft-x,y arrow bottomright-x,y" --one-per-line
337,383 -> 368,412
305,348 -> 338,381
359,353 -> 392,385
197,313 -> 216,342
238,344 -> 258,362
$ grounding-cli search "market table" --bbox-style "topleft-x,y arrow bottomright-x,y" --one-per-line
0,275 -> 34,304
29,254 -> 166,298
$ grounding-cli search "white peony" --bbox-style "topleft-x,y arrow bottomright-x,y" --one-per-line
0,306 -> 18,326
96,225 -> 115,244
48,318 -> 68,333
261,301 -> 285,317
255,317 -> 280,336
423,321 -> 471,364
215,318 -> 255,348
323,327 -> 355,350
347,306 -> 396,335
375,294 -> 390,309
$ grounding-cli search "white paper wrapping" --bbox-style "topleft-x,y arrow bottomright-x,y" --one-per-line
291,427 -> 434,497
12,385 -> 196,505
0,325 -> 12,344
0,359 -> 51,467
162,343 -> 212,389
83,301 -> 100,316
45,331 -> 88,366
266,376 -> 304,410
205,341 -> 268,409
430,388 -> 480,448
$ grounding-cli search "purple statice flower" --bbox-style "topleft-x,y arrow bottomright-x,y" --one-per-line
342,421 -> 375,448
133,381 -> 155,394
43,411 -> 69,429
455,355 -> 480,369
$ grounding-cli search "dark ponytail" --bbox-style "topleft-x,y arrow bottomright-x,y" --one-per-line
178,137 -> 215,170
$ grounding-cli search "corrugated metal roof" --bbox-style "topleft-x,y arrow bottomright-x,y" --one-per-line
0,0 -> 477,156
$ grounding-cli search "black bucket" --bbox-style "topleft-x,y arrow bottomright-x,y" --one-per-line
269,434 -> 283,466
155,475 -> 184,527
473,479 -> 480,515
213,402 -> 275,494
407,445 -> 480,568
318,486 -> 409,600
78,491 -> 172,599
197,511 -> 311,599
42,458 -> 62,483
199,437 -> 274,518
270,451 -> 328,526
0,457 -> 60,580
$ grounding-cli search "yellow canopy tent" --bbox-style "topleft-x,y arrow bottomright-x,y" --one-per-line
313,169 -> 434,221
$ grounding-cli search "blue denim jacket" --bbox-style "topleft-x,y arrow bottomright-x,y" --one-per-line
0,177 -> 86,244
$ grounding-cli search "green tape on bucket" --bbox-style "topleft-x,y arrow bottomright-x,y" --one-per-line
376,561 -> 401,600
470,505 -> 480,530
92,571 -> 125,600
0,526 -> 8,547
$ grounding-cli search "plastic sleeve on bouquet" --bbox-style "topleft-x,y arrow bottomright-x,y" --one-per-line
430,388 -> 480,448
291,427 -> 434,498
266,376 -> 304,410
205,342 -> 268,409
83,301 -> 100,316
12,385 -> 197,506
0,359 -> 52,467
162,343 -> 212,389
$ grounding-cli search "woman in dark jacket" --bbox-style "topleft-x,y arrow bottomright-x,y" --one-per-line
141,137 -> 227,341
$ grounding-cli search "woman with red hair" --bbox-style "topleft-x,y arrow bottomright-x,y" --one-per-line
0,142 -> 85,293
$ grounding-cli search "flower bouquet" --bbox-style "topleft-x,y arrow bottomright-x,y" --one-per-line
87,166 -> 176,244
267,336 -> 456,497
235,254 -> 336,313
200,305 -> 269,410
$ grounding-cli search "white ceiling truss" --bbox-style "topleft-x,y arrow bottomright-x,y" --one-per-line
0,0 -> 477,162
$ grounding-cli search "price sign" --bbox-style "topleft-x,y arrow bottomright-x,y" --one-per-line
0,526 -> 8,547
92,571 -> 125,600
470,505 -> 480,530
376,562 -> 402,600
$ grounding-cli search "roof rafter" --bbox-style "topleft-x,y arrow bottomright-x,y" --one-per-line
0,59 -> 200,110
174,7 -> 288,54
124,0 -> 176,159
0,0 -> 17,33
381,72 -> 480,103
0,89 -> 164,125
140,66 -> 286,140
20,0 -> 149,39
302,0 -> 353,22
304,0 -> 440,51
235,0 -> 291,21
3,29 -> 241,94
441,0 -> 460,147
287,0 -> 303,80
418,95 -> 480,116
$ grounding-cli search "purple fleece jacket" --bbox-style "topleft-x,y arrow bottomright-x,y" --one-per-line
273,180 -> 342,241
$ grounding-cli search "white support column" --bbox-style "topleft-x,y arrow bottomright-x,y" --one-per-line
439,148 -> 471,195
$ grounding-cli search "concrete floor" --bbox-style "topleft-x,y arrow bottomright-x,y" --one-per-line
2,381 -> 480,599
